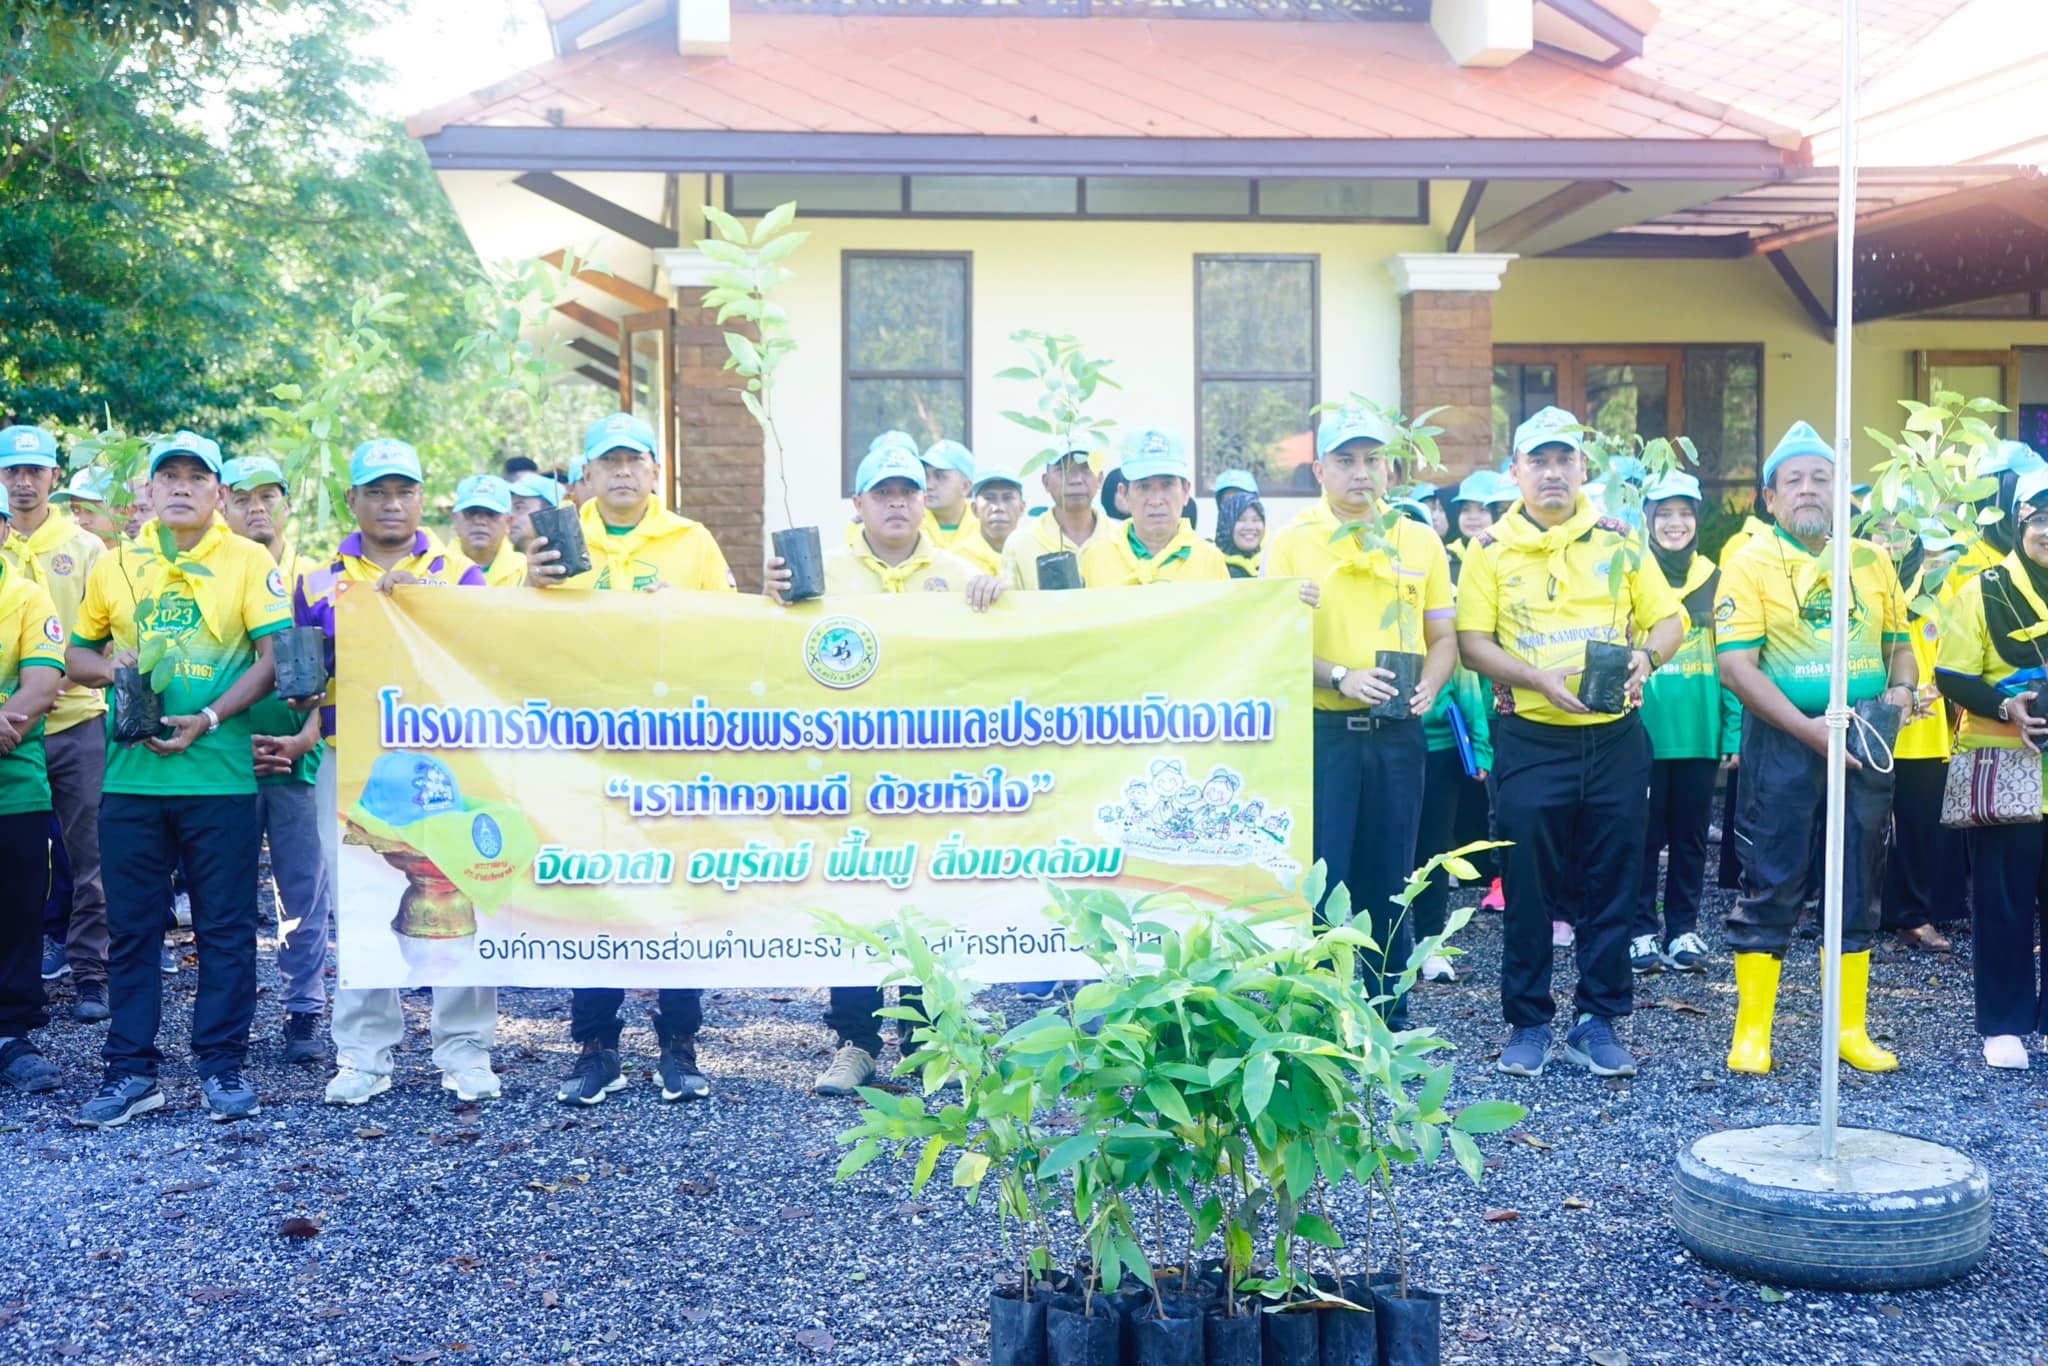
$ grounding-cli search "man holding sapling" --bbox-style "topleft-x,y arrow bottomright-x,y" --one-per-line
67,432 -> 292,1127
919,438 -> 1000,575
528,413 -> 732,1107
1456,406 -> 1683,1080
448,475 -> 527,588
1002,445 -> 1106,590
1716,421 -> 1914,1077
1078,428 -> 1229,587
765,440 -> 1008,1095
292,438 -> 502,1110
1264,406 -> 1455,1023
218,456 -> 330,1065
507,473 -> 562,552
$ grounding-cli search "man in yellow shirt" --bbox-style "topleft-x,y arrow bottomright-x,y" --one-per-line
1,424 -> 110,1021
764,441 -> 1004,1095
47,467 -> 121,548
449,475 -> 527,587
1264,405 -> 1456,1021
971,465 -> 1025,561
1002,446 -> 1106,590
1717,421 -> 1916,1077
508,472 -> 562,552
1080,429 -> 1228,587
1458,406 -> 1683,1080
918,438 -> 1000,575
526,413 -> 734,594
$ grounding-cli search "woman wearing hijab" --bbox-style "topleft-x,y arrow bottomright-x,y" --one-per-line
1214,489 -> 1265,578
1631,473 -> 1738,974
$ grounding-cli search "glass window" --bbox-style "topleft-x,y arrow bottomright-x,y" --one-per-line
1491,363 -> 1559,465
728,174 -> 901,214
1196,256 -> 1319,497
908,176 -> 1078,215
1682,346 -> 1762,502
1084,177 -> 1252,216
1256,179 -> 1424,220
843,253 -> 971,488
1585,362 -> 1672,446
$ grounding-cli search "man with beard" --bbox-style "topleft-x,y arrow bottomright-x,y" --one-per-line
1717,421 -> 1916,1076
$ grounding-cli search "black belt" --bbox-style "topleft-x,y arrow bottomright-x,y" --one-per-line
1314,710 -> 1415,733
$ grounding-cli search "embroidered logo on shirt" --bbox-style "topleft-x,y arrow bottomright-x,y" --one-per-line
50,554 -> 73,577
43,615 -> 63,645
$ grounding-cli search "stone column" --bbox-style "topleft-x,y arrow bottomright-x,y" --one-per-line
1386,252 -> 1516,480
659,248 -> 766,591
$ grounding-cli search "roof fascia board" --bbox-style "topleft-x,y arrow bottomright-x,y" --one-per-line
513,171 -> 676,248
1539,0 -> 1647,60
552,0 -> 660,54
423,127 -> 1796,183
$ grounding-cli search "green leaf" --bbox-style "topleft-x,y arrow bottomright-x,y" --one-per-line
1144,1080 -> 1193,1128
912,1135 -> 945,1193
1452,1100 -> 1526,1135
1039,1132 -> 1100,1178
1759,1285 -> 1788,1304
136,636 -> 167,672
952,1150 -> 990,1188
1242,1054 -> 1278,1123
1446,1127 -> 1484,1184
1293,1213 -> 1344,1249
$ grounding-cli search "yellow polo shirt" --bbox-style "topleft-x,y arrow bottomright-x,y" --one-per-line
455,538 -> 528,589
1936,553 -> 2048,751
923,509 -> 1002,576
0,561 -> 66,815
1080,523 -> 1230,588
1002,509 -> 1105,590
1456,497 -> 1683,727
1264,499 -> 1453,712
824,533 -> 974,595
12,510 -> 104,734
1717,527 -> 1908,718
562,498 -> 733,593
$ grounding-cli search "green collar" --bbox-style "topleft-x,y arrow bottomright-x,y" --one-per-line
1127,524 -> 1190,565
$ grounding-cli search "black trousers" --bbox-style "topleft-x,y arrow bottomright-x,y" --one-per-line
101,793 -> 261,1080
1729,715 -> 1890,956
1717,763 -> 1743,890
1634,758 -> 1719,942
0,809 -> 52,1037
826,985 -> 923,1058
1965,822 -> 2048,1036
1413,745 -> 1471,940
569,987 -> 702,1046
1312,713 -> 1426,1019
1494,712 -> 1649,1027
1882,757 -> 1966,932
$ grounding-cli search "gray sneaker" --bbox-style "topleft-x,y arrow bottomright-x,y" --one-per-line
76,1075 -> 165,1128
200,1071 -> 262,1122
1563,1014 -> 1639,1077
813,1043 -> 877,1096
0,1039 -> 59,1093
1496,1025 -> 1552,1077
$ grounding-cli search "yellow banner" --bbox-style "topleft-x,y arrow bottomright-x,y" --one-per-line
333,579 -> 1313,988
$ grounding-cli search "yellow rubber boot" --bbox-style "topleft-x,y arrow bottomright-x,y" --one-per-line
1838,950 -> 1899,1073
1727,952 -> 1781,1075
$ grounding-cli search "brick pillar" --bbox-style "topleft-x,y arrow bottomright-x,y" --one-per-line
660,250 -> 767,591
1386,253 -> 1516,481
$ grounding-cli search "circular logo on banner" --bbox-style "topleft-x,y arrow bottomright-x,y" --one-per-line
471,813 -> 504,860
50,554 -> 74,577
804,615 -> 880,690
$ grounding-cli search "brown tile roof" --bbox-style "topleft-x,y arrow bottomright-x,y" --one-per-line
408,13 -> 1764,143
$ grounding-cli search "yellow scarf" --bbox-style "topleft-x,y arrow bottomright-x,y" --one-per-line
136,518 -> 237,643
851,530 -> 944,594
21,508 -> 80,559
1489,496 -> 1603,587
1119,523 -> 1204,585
582,497 -> 697,582
1300,497 -> 1414,582
1032,507 -> 1097,555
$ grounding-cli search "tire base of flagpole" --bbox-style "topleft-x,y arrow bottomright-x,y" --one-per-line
1672,1124 -> 1991,1291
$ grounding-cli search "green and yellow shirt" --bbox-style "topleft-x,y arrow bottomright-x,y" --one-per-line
0,560 -> 67,815
1080,523 -> 1229,587
1717,527 -> 1907,718
1639,553 -> 1741,760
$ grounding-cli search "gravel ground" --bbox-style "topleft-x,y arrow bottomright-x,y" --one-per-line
4,878 -> 2045,1366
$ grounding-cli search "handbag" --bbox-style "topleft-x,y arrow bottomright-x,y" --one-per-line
1940,747 -> 2045,829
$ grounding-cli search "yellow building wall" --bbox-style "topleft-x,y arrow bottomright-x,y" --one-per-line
767,218 -> 1439,536
1492,255 -> 2048,483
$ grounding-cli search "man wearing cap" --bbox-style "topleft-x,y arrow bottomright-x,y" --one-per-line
0,490 -> 68,1094
292,438 -> 500,1109
66,431 -> 291,1126
218,456 -> 331,1065
49,467 -> 121,549
970,465 -> 1025,559
1717,421 -> 1915,1077
449,475 -> 527,588
919,439 -> 1000,575
1265,405 -> 1456,1017
1,425 -> 111,1021
765,442 -> 1004,1095
526,414 -> 731,1108
508,474 -> 562,552
1080,429 -> 1228,587
1003,444 -> 1106,591
564,454 -> 592,509
527,413 -> 733,595
1457,406 -> 1684,1080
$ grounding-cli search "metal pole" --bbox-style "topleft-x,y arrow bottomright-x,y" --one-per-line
1820,0 -> 1860,1162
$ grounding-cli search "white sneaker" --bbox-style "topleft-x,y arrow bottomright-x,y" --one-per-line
1420,954 -> 1456,984
172,892 -> 192,928
1551,920 -> 1576,949
323,1066 -> 391,1106
441,1066 -> 501,1101
1984,1035 -> 2030,1070
1629,934 -> 1666,973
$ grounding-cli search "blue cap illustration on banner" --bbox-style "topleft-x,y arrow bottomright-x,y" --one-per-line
359,752 -> 466,828
582,412 -> 658,461
349,438 -> 423,486
1120,427 -> 1190,483
1762,421 -> 1834,485
0,425 -> 59,469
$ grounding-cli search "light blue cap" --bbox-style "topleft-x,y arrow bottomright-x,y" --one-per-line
359,752 -> 467,828
867,430 -> 920,462
1120,427 -> 1191,483
0,424 -> 59,469
567,455 -> 587,484
581,412 -> 658,462
221,456 -> 287,491
1213,469 -> 1258,498
1391,497 -> 1432,526
970,465 -> 1024,497
147,430 -> 223,477
1982,440 -> 2046,478
455,474 -> 513,513
509,474 -> 564,509
48,467 -> 113,504
1316,407 -> 1395,459
0,486 -> 11,518
1408,481 -> 1440,501
1606,455 -> 1647,487
853,444 -> 927,495
1762,420 -> 1834,485
1453,470 -> 1511,506
349,438 -> 422,487
921,439 -> 976,481
2015,467 -> 2048,511
1644,472 -> 1703,503
1512,406 -> 1584,458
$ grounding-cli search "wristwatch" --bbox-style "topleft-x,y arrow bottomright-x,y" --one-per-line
1329,665 -> 1350,692
200,706 -> 220,734
1998,697 -> 2016,724
1642,647 -> 1662,671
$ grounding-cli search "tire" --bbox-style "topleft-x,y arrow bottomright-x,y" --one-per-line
1671,1124 -> 1991,1291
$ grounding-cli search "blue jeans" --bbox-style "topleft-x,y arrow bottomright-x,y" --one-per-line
257,779 -> 331,1014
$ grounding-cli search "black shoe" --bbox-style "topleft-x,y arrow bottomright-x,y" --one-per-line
74,982 -> 110,1023
656,1031 -> 711,1102
0,1039 -> 60,1093
76,1074 -> 164,1127
283,1012 -> 323,1065
556,1041 -> 624,1106
201,1070 -> 262,1121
